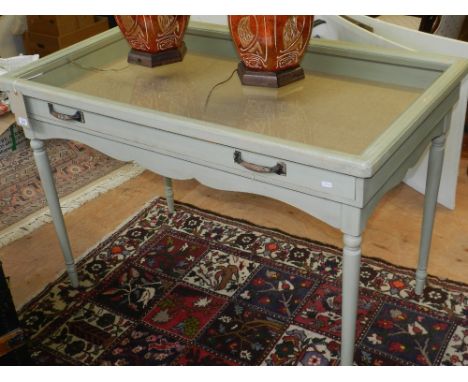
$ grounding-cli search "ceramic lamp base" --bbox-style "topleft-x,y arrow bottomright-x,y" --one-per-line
127,43 -> 187,67
237,62 -> 305,88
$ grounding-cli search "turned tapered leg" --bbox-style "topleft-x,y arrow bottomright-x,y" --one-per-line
164,177 -> 175,214
30,139 -> 78,287
415,133 -> 446,295
340,233 -> 362,366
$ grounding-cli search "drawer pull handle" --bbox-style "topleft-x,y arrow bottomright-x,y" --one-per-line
234,151 -> 286,175
48,103 -> 85,123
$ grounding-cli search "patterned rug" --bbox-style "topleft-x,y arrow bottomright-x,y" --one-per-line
19,198 -> 467,366
0,127 -> 143,244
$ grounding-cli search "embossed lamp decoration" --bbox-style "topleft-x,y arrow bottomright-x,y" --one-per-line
114,15 -> 189,67
228,15 -> 313,88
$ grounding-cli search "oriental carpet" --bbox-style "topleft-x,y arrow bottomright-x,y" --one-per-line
0,127 -> 143,246
18,198 -> 468,365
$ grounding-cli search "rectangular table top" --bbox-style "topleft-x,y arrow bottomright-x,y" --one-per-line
38,46 -> 422,156
1,23 -> 467,177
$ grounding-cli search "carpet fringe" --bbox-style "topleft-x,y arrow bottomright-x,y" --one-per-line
0,162 -> 145,249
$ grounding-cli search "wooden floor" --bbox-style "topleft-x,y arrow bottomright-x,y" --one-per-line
1,136 -> 468,308
462,131 -> 468,159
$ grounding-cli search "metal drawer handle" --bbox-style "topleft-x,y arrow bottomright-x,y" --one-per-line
234,150 -> 286,175
48,103 -> 85,123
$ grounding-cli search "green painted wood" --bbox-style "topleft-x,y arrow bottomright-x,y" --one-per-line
164,177 -> 175,214
360,87 -> 459,207
2,24 -> 466,179
302,50 -> 442,89
416,118 -> 449,295
341,233 -> 362,366
30,139 -> 79,287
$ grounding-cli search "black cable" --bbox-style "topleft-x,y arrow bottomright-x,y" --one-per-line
204,68 -> 238,111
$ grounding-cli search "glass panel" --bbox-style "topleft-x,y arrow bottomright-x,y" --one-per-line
32,41 -> 423,155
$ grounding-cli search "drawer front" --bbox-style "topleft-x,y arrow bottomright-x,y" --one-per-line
26,98 -> 356,202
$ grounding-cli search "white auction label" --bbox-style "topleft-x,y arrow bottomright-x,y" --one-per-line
17,117 -> 29,127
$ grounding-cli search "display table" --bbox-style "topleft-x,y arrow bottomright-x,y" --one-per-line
1,23 -> 467,365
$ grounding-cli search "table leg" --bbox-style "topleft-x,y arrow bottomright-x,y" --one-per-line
340,233 -> 362,366
164,177 -> 175,214
30,139 -> 79,287
415,133 -> 446,295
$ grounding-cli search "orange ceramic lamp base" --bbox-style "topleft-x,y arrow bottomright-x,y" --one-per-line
115,15 -> 189,68
229,15 -> 313,88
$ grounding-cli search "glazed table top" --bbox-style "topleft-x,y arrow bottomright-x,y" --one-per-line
37,48 -> 422,156
1,23 -> 467,178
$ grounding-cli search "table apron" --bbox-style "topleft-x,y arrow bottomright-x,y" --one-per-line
23,116 -> 371,231
23,100 -> 359,205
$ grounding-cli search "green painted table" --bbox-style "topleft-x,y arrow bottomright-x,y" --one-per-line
1,22 -> 467,365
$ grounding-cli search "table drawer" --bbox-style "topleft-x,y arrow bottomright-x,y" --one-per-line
26,98 -> 356,202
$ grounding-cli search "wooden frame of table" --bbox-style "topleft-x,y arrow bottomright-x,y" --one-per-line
319,14 -> 468,210
1,22 -> 467,365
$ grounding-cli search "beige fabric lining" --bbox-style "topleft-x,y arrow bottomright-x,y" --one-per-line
48,52 -> 422,155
